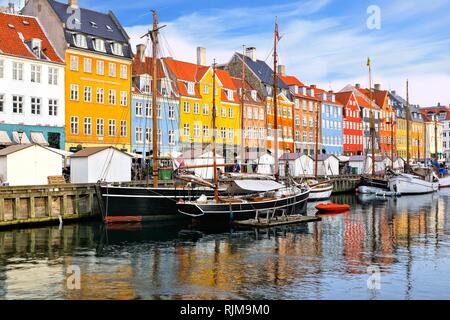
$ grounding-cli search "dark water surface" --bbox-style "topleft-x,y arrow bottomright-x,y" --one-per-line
1,190 -> 449,300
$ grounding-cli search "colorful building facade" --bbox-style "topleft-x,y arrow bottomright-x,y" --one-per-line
336,91 -> 363,156
316,87 -> 343,155
24,0 -> 133,152
0,12 -> 65,149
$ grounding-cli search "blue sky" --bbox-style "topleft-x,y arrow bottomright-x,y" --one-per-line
5,0 -> 450,105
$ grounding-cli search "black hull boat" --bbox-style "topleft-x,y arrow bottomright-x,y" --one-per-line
100,185 -> 225,222
177,185 -> 310,223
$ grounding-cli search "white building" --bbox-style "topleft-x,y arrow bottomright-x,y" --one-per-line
0,12 -> 65,149
0,144 -> 63,186
70,147 -> 132,183
316,154 -> 340,176
279,153 -> 314,177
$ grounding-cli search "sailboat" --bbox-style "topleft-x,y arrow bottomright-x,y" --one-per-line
307,93 -> 333,200
388,80 -> 439,194
177,19 -> 310,222
99,11 -> 223,222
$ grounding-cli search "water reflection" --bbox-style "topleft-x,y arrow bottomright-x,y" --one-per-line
0,189 -> 449,300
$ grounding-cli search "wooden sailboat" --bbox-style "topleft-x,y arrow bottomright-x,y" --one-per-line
176,18 -> 310,222
388,80 -> 439,194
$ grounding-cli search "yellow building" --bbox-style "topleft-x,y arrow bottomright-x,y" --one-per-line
164,56 -> 240,161
23,0 -> 133,152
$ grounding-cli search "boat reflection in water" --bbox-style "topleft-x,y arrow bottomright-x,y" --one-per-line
0,189 -> 449,299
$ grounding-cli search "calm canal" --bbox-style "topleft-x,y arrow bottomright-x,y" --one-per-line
0,189 -> 449,300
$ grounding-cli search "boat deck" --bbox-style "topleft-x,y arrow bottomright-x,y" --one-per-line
233,215 -> 321,228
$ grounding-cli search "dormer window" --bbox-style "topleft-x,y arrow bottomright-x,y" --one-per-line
111,42 -> 123,56
106,25 -> 113,32
93,38 -> 106,52
90,21 -> 98,28
31,38 -> 42,58
309,88 -> 314,96
251,90 -> 257,101
187,82 -> 195,95
227,89 -> 234,101
301,87 -> 306,95
74,34 -> 87,48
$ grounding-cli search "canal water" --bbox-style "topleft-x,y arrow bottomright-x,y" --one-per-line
0,189 -> 449,300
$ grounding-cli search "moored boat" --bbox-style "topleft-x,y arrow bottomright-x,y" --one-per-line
307,180 -> 334,200
388,172 -> 439,194
439,175 -> 450,188
315,203 -> 350,212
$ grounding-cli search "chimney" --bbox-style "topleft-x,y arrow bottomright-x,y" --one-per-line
392,90 -> 396,96
437,102 -> 441,107
68,0 -> 78,8
374,83 -> 381,91
277,65 -> 285,75
246,47 -> 256,62
310,84 -> 316,89
136,44 -> 146,63
197,47 -> 206,66
355,83 -> 361,89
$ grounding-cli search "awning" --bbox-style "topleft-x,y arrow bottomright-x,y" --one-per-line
229,179 -> 285,193
30,132 -> 49,146
12,131 -> 31,144
0,131 -> 12,146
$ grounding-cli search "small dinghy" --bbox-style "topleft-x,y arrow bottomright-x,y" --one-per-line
315,203 -> 350,213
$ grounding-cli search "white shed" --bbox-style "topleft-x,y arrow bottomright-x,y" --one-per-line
256,153 -> 275,175
0,144 -> 63,186
316,154 -> 340,176
349,155 -> 368,174
182,151 -> 225,180
70,147 -> 132,183
279,153 -> 314,177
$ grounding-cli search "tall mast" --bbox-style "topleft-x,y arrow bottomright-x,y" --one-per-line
273,17 -> 279,180
368,57 -> 376,177
406,80 -> 411,172
434,113 -> 438,161
212,60 -> 219,202
314,99 -> 320,177
391,113 -> 394,164
240,45 -> 246,170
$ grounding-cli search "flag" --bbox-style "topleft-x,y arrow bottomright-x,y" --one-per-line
367,57 -> 371,66
275,17 -> 282,42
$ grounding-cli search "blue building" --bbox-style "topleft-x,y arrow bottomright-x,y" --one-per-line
131,46 -> 179,158
317,89 -> 343,155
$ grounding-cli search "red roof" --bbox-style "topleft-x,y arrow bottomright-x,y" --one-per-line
335,91 -> 353,106
0,12 -> 63,64
230,77 -> 264,105
358,88 -> 388,109
164,58 -> 200,82
278,74 -> 304,87
314,87 -> 343,106
132,55 -> 165,78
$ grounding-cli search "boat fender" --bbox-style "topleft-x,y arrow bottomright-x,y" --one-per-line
196,194 -> 208,204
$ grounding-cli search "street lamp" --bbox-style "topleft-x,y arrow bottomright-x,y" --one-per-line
17,128 -> 24,144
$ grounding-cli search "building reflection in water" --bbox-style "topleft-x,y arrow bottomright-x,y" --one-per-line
0,190 -> 449,299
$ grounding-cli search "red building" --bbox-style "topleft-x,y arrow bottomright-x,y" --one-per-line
336,91 -> 363,156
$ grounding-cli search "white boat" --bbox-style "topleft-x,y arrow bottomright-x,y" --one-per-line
388,173 -> 439,194
439,175 -> 450,188
308,182 -> 333,200
357,185 -> 400,197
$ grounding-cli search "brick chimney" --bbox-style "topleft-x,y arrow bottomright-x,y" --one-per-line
355,83 -> 361,89
246,47 -> 256,62
310,84 -> 316,89
374,83 -> 381,91
136,44 -> 146,63
197,47 -> 206,66
69,0 -> 78,8
277,65 -> 285,75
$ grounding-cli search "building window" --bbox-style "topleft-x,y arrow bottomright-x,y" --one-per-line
145,128 -> 151,143
31,65 -> 41,83
168,105 -> 175,120
183,101 -> 190,113
74,34 -> 87,48
93,38 -> 106,52
221,107 -> 226,118
135,102 -> 143,116
12,95 -> 24,113
70,84 -> 79,101
111,42 -> 124,56
96,118 -> 104,136
203,125 -> 209,137
194,123 -> 200,138
229,128 -> 234,139
187,82 -> 194,95
96,60 -> 104,75
109,63 -> 116,77
247,108 -> 252,119
120,120 -> 127,137
183,123 -> 190,136
135,127 -> 143,142
70,116 -> 78,134
84,86 -> 92,102
203,85 -> 209,94
168,130 -> 175,145
227,90 -> 234,101
83,58 -> 92,73
12,62 -> 23,80
120,91 -> 128,106
70,56 -> 79,71
229,108 -> 234,118
145,103 -> 152,118
0,94 -> 4,112
30,97 -> 41,115
108,89 -> 116,105
48,67 -> 58,85
120,65 -> 128,79
84,117 -> 92,135
96,88 -> 104,103
108,119 -> 116,136
194,103 -> 200,114
0,59 -> 4,78
157,104 -> 162,119
260,109 -> 264,121
221,127 -> 226,139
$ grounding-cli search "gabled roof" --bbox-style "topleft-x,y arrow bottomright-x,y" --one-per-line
339,85 -> 381,110
70,146 -> 131,158
278,74 -> 304,87
163,58 -> 200,82
335,91 -> 354,107
317,154 -> 339,161
0,12 -> 63,64
47,0 -> 132,58
0,144 -> 63,157
358,88 -> 388,109
236,53 -> 288,89
314,87 -> 343,106
230,77 -> 264,105
279,153 -> 312,161
132,55 -> 165,78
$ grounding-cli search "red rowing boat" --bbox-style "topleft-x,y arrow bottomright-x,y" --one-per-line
315,203 -> 350,212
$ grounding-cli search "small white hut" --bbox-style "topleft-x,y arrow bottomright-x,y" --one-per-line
349,155 -> 367,174
178,149 -> 225,179
279,153 -> 314,177
256,152 -> 275,175
316,154 -> 340,176
70,147 -> 132,183
393,157 -> 405,172
0,144 -> 63,186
